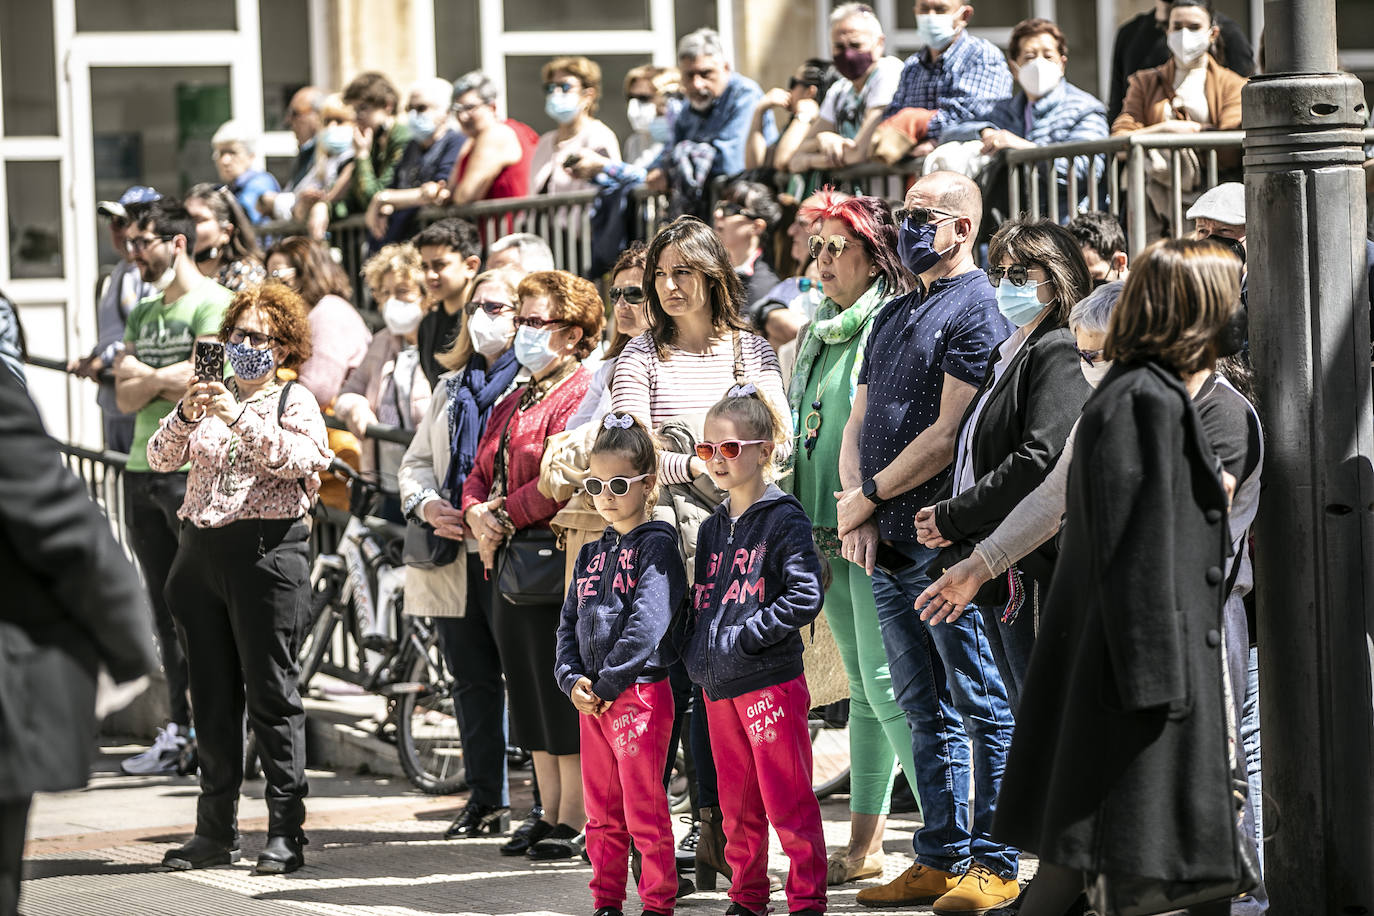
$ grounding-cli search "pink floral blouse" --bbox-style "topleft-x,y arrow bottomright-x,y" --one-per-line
147,382 -> 334,528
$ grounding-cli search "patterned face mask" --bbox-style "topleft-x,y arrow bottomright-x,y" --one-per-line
226,340 -> 276,381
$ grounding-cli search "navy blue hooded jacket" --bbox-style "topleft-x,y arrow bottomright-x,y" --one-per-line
683,484 -> 824,701
554,520 -> 687,703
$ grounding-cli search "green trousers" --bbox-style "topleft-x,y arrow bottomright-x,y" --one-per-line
824,557 -> 920,814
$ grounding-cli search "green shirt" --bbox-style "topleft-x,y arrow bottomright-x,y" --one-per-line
790,337 -> 863,530
122,280 -> 233,471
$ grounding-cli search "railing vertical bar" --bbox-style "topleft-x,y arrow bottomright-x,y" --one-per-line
1066,157 -> 1079,220
1169,149 -> 1184,237
1127,144 -> 1148,256
1008,159 -> 1023,217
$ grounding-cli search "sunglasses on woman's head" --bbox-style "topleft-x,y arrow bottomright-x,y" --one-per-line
986,265 -> 1041,288
583,473 -> 650,497
470,299 -> 514,316
513,315 -> 568,330
893,206 -> 954,227
695,439 -> 768,461
609,285 -> 645,305
809,235 -> 849,258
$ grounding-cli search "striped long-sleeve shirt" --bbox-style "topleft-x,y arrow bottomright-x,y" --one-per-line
609,332 -> 793,484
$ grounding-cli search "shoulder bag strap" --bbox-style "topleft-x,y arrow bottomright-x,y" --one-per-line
732,330 -> 745,383
275,380 -> 310,499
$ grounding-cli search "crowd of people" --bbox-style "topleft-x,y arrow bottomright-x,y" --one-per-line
22,1 -> 1357,914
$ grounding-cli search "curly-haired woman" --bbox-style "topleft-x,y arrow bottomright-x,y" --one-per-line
147,282 -> 333,876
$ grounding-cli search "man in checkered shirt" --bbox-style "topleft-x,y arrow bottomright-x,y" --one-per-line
871,0 -> 1012,162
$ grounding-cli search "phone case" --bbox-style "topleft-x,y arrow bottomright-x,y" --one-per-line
194,341 -> 225,382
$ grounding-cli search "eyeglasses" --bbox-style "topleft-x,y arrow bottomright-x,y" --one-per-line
986,264 -> 1044,288
227,327 -> 280,348
1075,346 -> 1104,366
544,81 -> 579,95
714,203 -> 758,221
627,93 -> 654,103
583,473 -> 650,497
513,315 -> 568,331
809,234 -> 850,258
124,235 -> 175,253
451,100 -> 486,115
610,285 -> 645,305
694,439 -> 768,461
893,206 -> 955,227
269,267 -> 297,281
470,299 -> 515,316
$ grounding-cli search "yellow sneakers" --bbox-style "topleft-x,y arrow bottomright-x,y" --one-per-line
932,864 -> 1021,915
855,862 -> 961,907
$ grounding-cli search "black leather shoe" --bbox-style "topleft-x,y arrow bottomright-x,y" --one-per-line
255,834 -> 307,875
528,823 -> 582,860
501,817 -> 553,856
444,802 -> 511,840
162,835 -> 240,870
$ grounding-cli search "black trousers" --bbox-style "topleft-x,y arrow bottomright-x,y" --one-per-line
165,518 -> 311,844
123,471 -> 192,729
0,797 -> 28,916
432,553 -> 509,808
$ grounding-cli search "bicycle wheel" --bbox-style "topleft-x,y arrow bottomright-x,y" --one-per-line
810,721 -> 851,799
297,582 -> 341,693
396,644 -> 467,795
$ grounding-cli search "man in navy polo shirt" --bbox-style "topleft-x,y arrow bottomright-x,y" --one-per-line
837,171 -> 1021,913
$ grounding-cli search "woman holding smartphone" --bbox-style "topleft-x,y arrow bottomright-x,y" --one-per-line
147,282 -> 332,876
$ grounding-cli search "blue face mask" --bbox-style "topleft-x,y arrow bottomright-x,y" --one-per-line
994,280 -> 1050,327
226,341 -> 276,381
407,110 -> 438,141
544,91 -> 581,125
916,12 -> 959,51
514,325 -> 559,374
649,115 -> 673,145
321,124 -> 352,156
897,216 -> 955,275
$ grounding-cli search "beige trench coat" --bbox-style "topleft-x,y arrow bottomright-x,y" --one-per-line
397,370 -> 472,617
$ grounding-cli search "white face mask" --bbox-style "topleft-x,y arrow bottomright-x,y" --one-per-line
467,308 -> 515,360
152,250 -> 178,292
626,98 -> 657,133
383,297 -> 424,336
1167,27 -> 1211,66
916,12 -> 959,51
1081,358 -> 1114,388
1017,57 -> 1063,99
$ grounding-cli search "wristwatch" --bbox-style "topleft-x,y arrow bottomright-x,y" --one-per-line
861,477 -> 885,505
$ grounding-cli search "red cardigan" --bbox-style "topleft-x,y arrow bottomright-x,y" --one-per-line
462,367 -> 590,530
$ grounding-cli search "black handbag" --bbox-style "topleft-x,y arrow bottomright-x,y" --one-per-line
402,399 -> 465,570
496,527 -> 565,607
489,390 -> 565,606
1086,777 -> 1261,916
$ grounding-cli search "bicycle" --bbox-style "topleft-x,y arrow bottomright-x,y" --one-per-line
248,460 -> 465,795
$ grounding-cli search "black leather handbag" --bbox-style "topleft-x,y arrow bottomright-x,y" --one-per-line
1086,777 -> 1260,916
496,527 -> 565,607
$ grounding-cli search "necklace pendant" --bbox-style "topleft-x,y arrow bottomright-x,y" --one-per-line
811,400 -> 821,410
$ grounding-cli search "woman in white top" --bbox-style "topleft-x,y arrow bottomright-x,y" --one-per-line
529,56 -> 621,196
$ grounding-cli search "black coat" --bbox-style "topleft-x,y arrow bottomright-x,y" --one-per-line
992,361 -> 1239,883
0,369 -> 156,800
933,320 -> 1091,599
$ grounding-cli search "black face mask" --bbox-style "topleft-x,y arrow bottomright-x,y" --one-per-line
1221,236 -> 1246,264
1215,303 -> 1249,358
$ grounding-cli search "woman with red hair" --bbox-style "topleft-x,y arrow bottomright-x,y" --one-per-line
784,191 -> 917,885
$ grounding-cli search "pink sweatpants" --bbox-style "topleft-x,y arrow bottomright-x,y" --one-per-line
705,674 -> 828,914
581,678 -> 676,914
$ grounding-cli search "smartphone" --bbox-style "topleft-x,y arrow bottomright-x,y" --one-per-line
194,340 -> 225,383
875,540 -> 919,577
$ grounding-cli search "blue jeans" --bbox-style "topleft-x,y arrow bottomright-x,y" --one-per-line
872,540 -> 1019,879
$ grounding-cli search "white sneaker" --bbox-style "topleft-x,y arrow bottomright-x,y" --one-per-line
119,723 -> 188,775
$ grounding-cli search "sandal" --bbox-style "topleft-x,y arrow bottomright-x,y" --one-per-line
826,850 -> 885,885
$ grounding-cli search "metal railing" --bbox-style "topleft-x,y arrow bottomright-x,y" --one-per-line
1004,128 -> 1374,254
261,186 -> 672,306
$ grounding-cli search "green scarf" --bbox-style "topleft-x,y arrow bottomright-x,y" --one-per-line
786,276 -> 889,435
